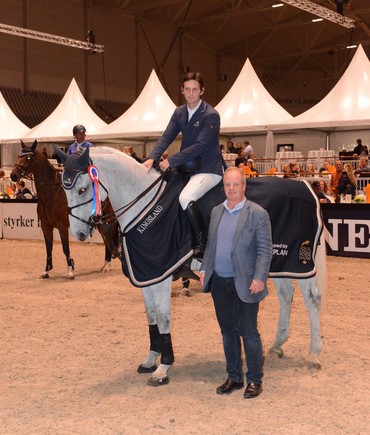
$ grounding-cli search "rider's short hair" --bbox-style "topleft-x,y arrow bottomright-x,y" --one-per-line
183,72 -> 204,89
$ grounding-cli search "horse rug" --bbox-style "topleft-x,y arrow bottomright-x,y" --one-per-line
122,172 -> 322,288
121,171 -> 193,287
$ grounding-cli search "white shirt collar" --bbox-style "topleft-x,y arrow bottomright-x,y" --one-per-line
187,100 -> 202,121
223,198 -> 246,213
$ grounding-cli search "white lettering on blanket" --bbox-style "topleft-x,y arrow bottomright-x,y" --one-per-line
136,205 -> 163,234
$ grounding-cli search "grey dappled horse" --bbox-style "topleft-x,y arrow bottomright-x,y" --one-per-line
55,146 -> 325,386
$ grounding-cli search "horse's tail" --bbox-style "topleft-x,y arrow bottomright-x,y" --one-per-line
315,232 -> 327,311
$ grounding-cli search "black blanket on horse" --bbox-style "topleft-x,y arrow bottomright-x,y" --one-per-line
122,172 -> 322,287
121,171 -> 193,287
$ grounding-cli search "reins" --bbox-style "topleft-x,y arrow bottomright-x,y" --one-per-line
67,166 -> 169,230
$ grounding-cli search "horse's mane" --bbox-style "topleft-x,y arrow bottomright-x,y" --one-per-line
86,147 -> 160,203
89,146 -> 158,178
31,148 -> 61,183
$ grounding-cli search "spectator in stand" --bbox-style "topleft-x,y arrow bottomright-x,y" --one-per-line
282,164 -> 292,178
305,163 -> 316,177
243,140 -> 253,157
15,180 -> 35,199
226,141 -> 238,154
235,148 -> 247,167
126,146 -> 144,163
354,156 -> 370,177
312,181 -> 331,204
353,139 -> 368,156
0,170 -> 13,198
246,159 -> 258,177
319,160 -> 336,175
330,160 -> 343,203
288,161 -> 301,177
338,163 -> 357,198
247,151 -> 257,161
319,180 -> 331,196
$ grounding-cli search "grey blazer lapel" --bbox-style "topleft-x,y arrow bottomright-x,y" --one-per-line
208,205 -> 224,250
231,201 -> 250,250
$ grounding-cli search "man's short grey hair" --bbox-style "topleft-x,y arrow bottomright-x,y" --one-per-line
224,167 -> 246,184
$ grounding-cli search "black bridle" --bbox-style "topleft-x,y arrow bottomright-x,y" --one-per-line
13,151 -> 36,181
64,167 -> 169,232
13,150 -> 60,187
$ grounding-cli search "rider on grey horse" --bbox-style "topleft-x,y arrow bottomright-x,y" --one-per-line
143,72 -> 224,259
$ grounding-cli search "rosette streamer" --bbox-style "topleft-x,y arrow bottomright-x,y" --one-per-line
88,165 -> 101,217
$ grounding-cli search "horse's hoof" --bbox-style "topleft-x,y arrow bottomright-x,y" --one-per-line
146,376 -> 169,387
269,347 -> 284,358
182,288 -> 191,297
68,274 -> 75,280
308,361 -> 322,370
306,355 -> 322,370
101,262 -> 111,273
137,364 -> 157,374
40,273 -> 49,279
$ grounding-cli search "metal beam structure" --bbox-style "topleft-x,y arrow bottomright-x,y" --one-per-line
280,0 -> 355,28
0,23 -> 104,52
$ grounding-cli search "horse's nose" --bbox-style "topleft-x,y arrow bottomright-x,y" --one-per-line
77,232 -> 88,241
10,173 -> 18,182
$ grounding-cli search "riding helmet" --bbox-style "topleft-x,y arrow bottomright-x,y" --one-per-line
73,124 -> 86,136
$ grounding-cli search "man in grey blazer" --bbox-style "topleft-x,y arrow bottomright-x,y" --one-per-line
200,167 -> 272,399
143,72 -> 224,258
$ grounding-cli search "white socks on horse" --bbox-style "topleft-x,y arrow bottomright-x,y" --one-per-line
141,350 -> 160,368
141,352 -> 171,379
153,364 -> 171,379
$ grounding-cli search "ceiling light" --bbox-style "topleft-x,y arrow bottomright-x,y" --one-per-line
312,18 -> 323,22
272,3 -> 284,7
280,0 -> 355,28
347,44 -> 357,49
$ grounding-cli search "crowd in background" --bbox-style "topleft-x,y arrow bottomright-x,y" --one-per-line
220,138 -> 370,203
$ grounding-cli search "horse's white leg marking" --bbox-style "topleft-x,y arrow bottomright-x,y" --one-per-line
140,277 -> 174,384
296,277 -> 322,369
67,264 -> 75,279
270,278 -> 294,357
101,260 -> 111,273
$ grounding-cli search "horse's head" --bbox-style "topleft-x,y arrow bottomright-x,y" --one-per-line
10,140 -> 38,182
53,145 -> 108,241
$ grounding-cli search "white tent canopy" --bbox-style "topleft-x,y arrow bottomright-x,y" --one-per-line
92,69 -> 176,140
216,58 -> 293,135
0,91 -> 31,166
0,91 -> 30,140
270,44 -> 370,132
23,78 -> 107,143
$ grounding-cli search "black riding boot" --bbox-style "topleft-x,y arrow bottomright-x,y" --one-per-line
185,201 -> 207,259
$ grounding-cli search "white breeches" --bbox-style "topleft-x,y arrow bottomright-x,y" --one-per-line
179,173 -> 222,210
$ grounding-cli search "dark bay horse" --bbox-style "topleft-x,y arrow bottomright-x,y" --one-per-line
10,140 -> 119,278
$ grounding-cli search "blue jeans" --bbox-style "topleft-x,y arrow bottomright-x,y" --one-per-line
211,272 -> 264,384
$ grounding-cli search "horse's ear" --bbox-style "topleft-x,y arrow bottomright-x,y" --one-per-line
31,140 -> 37,152
77,145 -> 90,170
52,144 -> 67,165
20,140 -> 26,149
